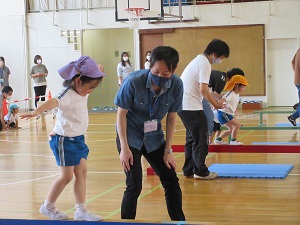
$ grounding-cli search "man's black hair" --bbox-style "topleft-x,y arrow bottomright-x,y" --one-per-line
150,46 -> 179,73
204,39 -> 230,58
2,86 -> 13,93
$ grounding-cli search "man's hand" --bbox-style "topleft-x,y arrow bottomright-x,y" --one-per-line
120,147 -> 133,172
215,101 -> 226,110
163,152 -> 176,169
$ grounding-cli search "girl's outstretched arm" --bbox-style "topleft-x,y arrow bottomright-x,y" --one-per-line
21,98 -> 58,119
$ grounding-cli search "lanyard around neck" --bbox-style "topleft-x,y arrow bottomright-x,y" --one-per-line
148,91 -> 161,121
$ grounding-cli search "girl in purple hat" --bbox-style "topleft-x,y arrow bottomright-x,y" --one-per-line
21,56 -> 105,221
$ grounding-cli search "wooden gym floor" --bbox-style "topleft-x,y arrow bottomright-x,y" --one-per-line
0,108 -> 299,224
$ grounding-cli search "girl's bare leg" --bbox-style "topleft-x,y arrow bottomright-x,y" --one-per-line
46,166 -> 74,202
74,158 -> 87,204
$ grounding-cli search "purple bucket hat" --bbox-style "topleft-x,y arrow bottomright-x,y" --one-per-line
58,56 -> 105,80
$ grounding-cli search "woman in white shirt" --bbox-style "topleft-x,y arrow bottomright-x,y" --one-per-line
117,52 -> 134,86
144,51 -> 151,69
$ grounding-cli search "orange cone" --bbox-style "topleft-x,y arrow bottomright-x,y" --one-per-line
48,91 -> 52,100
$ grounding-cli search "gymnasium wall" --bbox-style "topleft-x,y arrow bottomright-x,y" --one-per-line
1,0 -> 300,108
82,29 -> 134,109
0,0 -> 27,109
153,25 -> 265,96
26,18 -> 81,109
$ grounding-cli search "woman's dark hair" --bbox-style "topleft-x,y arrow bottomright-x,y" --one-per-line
63,74 -> 103,87
120,52 -> 132,67
145,51 -> 151,62
204,39 -> 230,58
150,46 -> 179,73
34,55 -> 42,64
227,68 -> 245,79
0,56 -> 5,62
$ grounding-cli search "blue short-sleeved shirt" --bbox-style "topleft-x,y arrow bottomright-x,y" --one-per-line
114,69 -> 183,153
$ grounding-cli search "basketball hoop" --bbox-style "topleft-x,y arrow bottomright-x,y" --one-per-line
124,8 -> 144,30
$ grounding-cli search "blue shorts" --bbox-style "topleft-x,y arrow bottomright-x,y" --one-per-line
49,134 -> 89,166
217,110 -> 234,125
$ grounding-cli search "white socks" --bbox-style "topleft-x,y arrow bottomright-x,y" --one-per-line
44,201 -> 88,213
44,200 -> 55,209
75,203 -> 87,212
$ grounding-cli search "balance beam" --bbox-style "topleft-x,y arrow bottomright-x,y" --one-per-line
219,125 -> 300,143
221,126 -> 300,130
172,145 -> 300,153
147,144 -> 300,175
209,145 -> 300,153
253,110 -> 295,126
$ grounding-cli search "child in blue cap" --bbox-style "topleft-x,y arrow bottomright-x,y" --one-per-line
21,56 -> 105,221
4,103 -> 20,129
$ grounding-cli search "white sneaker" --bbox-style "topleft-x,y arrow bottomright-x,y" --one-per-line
194,172 -> 218,180
230,140 -> 243,145
214,139 -> 228,145
74,210 -> 103,221
39,203 -> 68,220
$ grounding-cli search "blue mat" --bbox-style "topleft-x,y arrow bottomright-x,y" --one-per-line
275,122 -> 300,126
252,142 -> 300,145
208,164 -> 294,178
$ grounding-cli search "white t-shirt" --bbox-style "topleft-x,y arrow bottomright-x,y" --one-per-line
117,62 -> 134,80
181,55 -> 211,110
219,91 -> 240,115
213,109 -> 219,123
4,113 -> 18,122
52,87 -> 88,137
144,61 -> 150,69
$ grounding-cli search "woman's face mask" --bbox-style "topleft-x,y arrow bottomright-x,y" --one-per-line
146,55 -> 151,61
37,59 -> 42,64
123,57 -> 129,62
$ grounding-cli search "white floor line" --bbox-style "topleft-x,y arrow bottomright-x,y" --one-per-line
0,137 -> 116,143
0,173 -> 60,186
0,170 -> 59,173
0,153 -> 53,158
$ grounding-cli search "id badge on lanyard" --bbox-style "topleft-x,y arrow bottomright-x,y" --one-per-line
144,119 -> 158,133
144,93 -> 158,133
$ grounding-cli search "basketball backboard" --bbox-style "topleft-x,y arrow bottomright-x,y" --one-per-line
115,0 -> 164,21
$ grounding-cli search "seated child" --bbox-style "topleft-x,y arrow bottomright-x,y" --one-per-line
214,75 -> 249,145
4,104 -> 20,129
